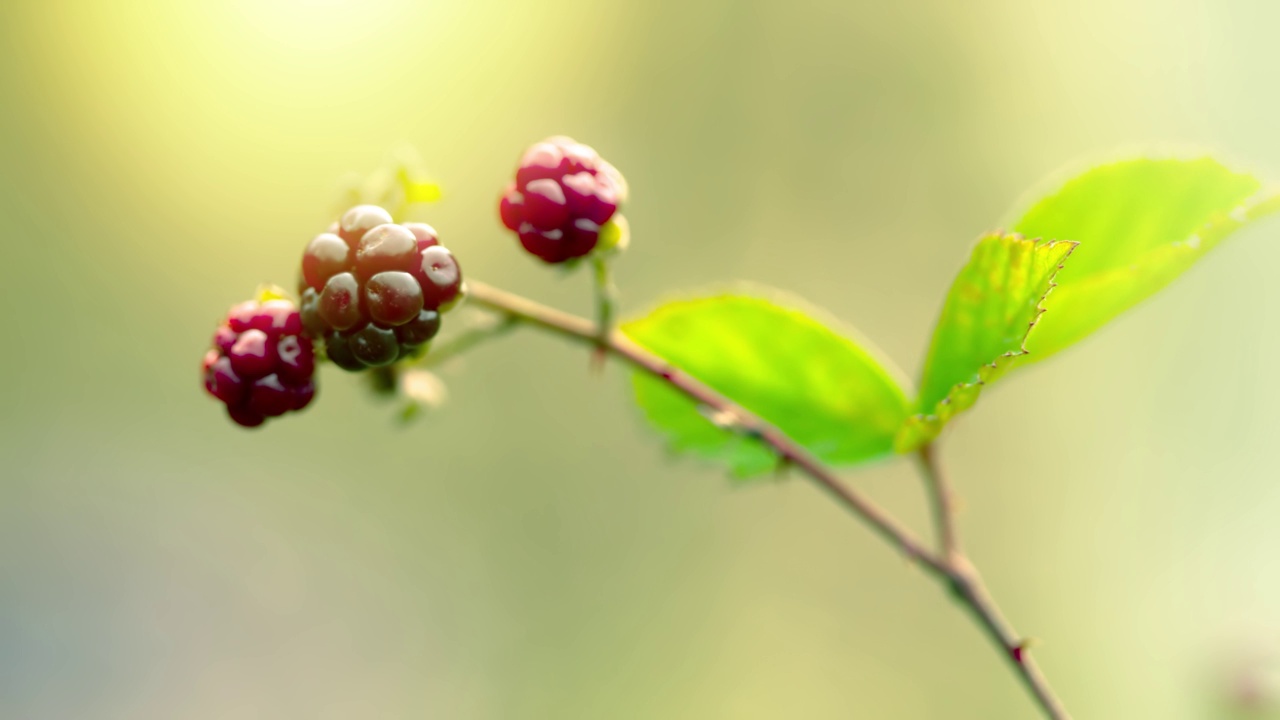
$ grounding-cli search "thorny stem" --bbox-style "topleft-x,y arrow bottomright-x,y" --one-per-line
461,278 -> 1071,719
917,447 -> 1070,719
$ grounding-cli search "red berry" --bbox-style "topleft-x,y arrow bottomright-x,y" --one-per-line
500,137 -> 622,263
365,271 -> 424,326
338,205 -> 394,247
355,223 -> 418,281
290,381 -> 316,411
202,349 -> 219,374
318,272 -> 362,331
206,355 -> 244,405
415,246 -> 462,309
227,405 -> 266,428
301,233 -> 352,291
250,300 -> 302,336
276,334 -> 314,384
523,178 -> 570,231
516,142 -> 567,187
214,325 -> 237,353
499,184 -> 524,231
248,374 -> 294,417
203,298 -> 317,427
563,218 -> 601,259
227,301 -> 257,332
562,171 -> 618,225
518,225 -> 567,263
404,222 -> 439,250
228,329 -> 275,378
561,142 -> 600,173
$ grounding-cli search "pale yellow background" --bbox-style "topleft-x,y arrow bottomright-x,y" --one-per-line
2,0 -> 1280,717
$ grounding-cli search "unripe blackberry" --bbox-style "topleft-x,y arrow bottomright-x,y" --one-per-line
355,224 -> 418,281
300,207 -> 464,371
395,308 -> 441,348
319,272 -> 362,331
301,233 -> 351,292
499,136 -> 627,263
350,324 -> 399,367
415,246 -> 463,310
337,205 -> 394,247
203,298 -> 317,427
404,222 -> 439,250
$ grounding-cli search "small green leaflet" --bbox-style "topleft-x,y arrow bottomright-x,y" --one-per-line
622,293 -> 912,478
898,234 -> 1076,452
1012,156 -> 1276,361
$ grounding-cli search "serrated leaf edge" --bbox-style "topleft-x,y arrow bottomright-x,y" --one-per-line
894,236 -> 1078,453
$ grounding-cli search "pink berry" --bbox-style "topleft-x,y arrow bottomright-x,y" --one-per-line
228,329 -> 275,378
276,334 -> 314,384
499,184 -> 525,231
203,297 -> 318,428
206,355 -> 245,405
499,137 -> 623,263
523,179 -> 570,231
415,246 -> 463,309
404,222 -> 439,251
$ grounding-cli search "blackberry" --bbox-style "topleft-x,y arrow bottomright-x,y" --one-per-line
337,205 -> 394,247
365,271 -> 423,326
498,136 -> 627,263
298,206 -> 463,371
395,309 -> 441,347
203,297 -> 317,427
349,324 -> 399,367
354,224 -> 417,281
301,233 -> 351,292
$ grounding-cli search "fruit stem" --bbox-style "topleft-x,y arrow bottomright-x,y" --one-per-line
590,254 -> 616,365
461,278 -> 1071,719
417,313 -> 521,368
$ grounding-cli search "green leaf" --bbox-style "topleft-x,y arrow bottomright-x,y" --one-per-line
1012,156 -> 1275,361
899,234 -> 1076,452
622,293 -> 913,478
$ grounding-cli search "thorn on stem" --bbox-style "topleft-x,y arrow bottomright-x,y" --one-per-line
589,344 -> 607,375
773,454 -> 793,478
1011,638 -> 1037,664
900,545 -> 924,569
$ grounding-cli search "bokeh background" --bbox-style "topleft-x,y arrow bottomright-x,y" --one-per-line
3,0 -> 1280,717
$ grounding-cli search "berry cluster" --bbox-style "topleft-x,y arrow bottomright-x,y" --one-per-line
202,135 -> 625,428
298,205 -> 464,370
202,298 -> 317,427
499,136 -> 626,263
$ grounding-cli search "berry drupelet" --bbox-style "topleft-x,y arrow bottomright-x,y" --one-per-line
203,298 -> 317,428
499,136 -> 627,263
299,206 -> 463,371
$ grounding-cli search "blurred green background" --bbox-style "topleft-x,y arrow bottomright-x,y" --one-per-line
3,0 -> 1280,717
